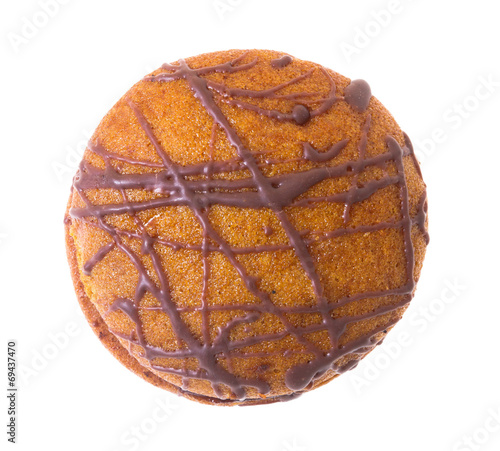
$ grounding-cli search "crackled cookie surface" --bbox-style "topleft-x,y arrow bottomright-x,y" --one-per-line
65,49 -> 429,405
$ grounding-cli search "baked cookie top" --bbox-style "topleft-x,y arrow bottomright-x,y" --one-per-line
65,49 -> 428,405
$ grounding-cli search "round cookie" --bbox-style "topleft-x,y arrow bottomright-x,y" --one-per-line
65,49 -> 429,405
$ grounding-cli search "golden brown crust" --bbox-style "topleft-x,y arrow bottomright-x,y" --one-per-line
66,211 -> 345,406
65,49 -> 428,405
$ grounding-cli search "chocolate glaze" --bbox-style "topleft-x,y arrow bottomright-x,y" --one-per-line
344,79 -> 372,113
302,138 -> 349,162
403,132 -> 423,178
292,104 -> 311,125
263,226 -> 274,236
69,52 -> 428,401
342,115 -> 371,224
415,192 -> 430,245
271,55 -> 293,69
402,132 -> 429,244
82,242 -> 115,276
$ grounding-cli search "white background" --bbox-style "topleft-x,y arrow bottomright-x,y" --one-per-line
2,1 -> 499,450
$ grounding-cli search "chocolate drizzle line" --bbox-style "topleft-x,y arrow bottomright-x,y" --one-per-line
82,242 -> 115,276
69,52 -> 428,400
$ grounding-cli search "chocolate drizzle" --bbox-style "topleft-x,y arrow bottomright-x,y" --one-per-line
344,79 -> 372,113
302,138 -> 349,162
82,242 -> 115,276
263,226 -> 274,236
271,55 -> 293,68
70,52 -> 428,401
